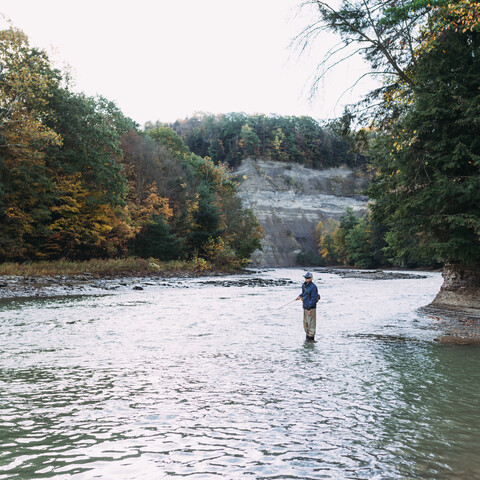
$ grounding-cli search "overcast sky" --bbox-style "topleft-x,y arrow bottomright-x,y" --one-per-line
2,0 -> 374,126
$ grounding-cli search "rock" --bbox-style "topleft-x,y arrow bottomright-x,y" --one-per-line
133,286 -> 144,290
235,159 -> 369,267
431,262 -> 480,310
199,278 -> 294,288
314,268 -> 427,280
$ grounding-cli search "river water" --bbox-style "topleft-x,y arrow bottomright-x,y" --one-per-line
1,268 -> 480,480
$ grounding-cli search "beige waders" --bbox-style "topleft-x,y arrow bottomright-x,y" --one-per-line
303,308 -> 316,339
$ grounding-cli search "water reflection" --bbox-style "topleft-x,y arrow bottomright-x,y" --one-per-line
1,269 -> 479,479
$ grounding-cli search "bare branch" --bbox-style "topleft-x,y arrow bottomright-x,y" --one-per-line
333,70 -> 383,112
310,46 -> 366,98
299,0 -> 415,90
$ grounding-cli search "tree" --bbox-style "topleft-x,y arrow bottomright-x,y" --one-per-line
145,125 -> 263,267
316,217 -> 340,264
42,89 -> 133,258
344,216 -> 374,268
130,215 -> 184,260
238,124 -> 261,158
332,207 -> 358,265
0,26 -> 62,260
299,1 -> 480,306
188,182 -> 221,252
46,89 -> 128,207
46,172 -> 124,259
369,21 -> 480,266
295,0 -> 420,121
217,193 -> 263,264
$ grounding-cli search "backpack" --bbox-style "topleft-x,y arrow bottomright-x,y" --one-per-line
315,293 -> 321,304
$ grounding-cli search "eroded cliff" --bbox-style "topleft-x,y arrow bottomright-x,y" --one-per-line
235,159 -> 370,267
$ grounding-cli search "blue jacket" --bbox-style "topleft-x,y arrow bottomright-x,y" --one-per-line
300,281 -> 318,310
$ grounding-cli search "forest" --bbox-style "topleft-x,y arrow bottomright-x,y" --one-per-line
2,0 -> 479,278
0,27 -> 264,269
0,22 -> 374,272
148,112 -> 367,170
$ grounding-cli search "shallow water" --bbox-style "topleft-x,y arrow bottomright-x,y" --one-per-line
1,268 -> 480,479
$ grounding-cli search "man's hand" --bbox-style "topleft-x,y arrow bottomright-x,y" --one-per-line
307,310 -> 311,316
296,296 -> 301,301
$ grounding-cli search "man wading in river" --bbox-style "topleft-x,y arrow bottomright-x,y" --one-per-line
296,272 -> 319,342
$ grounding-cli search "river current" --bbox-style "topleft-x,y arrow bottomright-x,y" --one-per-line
1,268 -> 480,479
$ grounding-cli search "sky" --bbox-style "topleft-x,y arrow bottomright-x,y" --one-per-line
1,0 -> 374,126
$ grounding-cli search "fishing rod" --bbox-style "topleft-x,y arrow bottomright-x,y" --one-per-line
256,298 -> 297,320
274,298 -> 297,310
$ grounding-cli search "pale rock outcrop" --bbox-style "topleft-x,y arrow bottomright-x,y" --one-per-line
234,159 -> 370,267
431,262 -> 480,310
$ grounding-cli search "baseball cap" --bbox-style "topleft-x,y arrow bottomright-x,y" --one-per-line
304,272 -> 313,279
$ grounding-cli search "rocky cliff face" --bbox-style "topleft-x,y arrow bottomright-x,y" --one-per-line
234,159 -> 370,267
431,262 -> 480,310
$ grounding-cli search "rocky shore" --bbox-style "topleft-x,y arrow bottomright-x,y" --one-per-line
313,268 -> 428,280
0,272 -> 293,300
421,305 -> 480,345
0,274 -> 181,299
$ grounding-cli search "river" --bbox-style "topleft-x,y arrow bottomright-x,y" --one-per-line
1,268 -> 480,479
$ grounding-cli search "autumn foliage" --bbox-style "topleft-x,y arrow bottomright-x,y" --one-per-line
0,25 -> 262,268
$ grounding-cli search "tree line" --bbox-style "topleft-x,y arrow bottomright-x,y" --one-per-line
146,112 -> 368,170
5,0 -> 477,276
0,26 -> 262,268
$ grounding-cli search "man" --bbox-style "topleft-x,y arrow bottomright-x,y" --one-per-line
296,272 -> 319,342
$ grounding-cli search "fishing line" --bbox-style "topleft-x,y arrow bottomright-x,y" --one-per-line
274,298 -> 298,311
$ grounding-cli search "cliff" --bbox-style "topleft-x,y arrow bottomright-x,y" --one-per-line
431,262 -> 480,310
235,159 -> 370,267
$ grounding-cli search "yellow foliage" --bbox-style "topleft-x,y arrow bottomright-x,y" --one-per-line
0,27 -> 62,153
189,255 -> 211,272
46,173 -> 129,257
316,218 -> 341,261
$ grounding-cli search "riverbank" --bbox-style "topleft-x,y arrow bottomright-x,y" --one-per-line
421,304 -> 480,345
0,257 -> 243,299
0,257 -> 224,278
0,272 -> 195,299
0,271 -> 295,299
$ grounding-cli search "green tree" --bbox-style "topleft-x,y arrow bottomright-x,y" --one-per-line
130,215 -> 184,260
188,182 -> 221,252
332,207 -> 358,265
344,217 -> 375,268
219,195 -> 263,262
43,89 -> 133,258
299,0 -> 480,304
369,21 -> 480,267
239,124 -> 261,158
46,89 -> 128,207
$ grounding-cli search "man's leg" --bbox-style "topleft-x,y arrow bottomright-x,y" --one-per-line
306,309 -> 316,340
303,310 -> 309,337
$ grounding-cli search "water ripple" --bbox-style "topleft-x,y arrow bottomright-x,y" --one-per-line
1,269 -> 480,479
